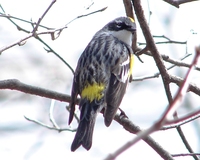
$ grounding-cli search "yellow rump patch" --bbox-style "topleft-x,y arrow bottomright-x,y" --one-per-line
129,54 -> 134,76
81,83 -> 105,102
128,17 -> 135,23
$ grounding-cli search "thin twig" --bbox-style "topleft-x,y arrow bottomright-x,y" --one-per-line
132,73 -> 160,81
142,48 -> 200,71
0,13 -> 54,30
32,0 -> 56,34
24,116 -> 76,132
65,6 -> 107,27
0,4 -> 54,30
161,113 -> 200,130
132,53 -> 193,82
153,35 -> 187,44
163,0 -> 198,8
0,34 -> 33,53
132,0 -> 173,105
177,126 -> 199,160
172,153 -> 200,157
37,36 -> 75,74
0,4 -> 107,74
49,100 -> 60,129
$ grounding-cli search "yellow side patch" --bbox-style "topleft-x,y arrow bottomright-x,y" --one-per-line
128,17 -> 135,23
129,54 -> 134,76
81,83 -> 105,102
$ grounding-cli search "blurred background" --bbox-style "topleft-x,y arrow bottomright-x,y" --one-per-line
0,0 -> 200,159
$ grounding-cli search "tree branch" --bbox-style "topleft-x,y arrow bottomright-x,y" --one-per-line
132,0 -> 173,103
170,75 -> 200,95
0,79 -> 78,103
104,114 -> 174,160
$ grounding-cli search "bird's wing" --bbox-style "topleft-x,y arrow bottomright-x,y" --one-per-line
68,74 -> 79,125
115,55 -> 131,83
104,43 -> 133,126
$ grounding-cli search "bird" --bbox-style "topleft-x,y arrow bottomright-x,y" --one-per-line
68,16 -> 136,151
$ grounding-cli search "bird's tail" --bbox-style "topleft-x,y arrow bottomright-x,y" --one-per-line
71,99 -> 101,151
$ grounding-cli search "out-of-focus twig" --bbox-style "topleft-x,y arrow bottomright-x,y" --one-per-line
0,4 -> 107,53
163,0 -> 198,8
32,0 -> 56,34
49,100 -> 60,129
172,153 -> 200,157
24,116 -> 76,132
161,113 -> 200,130
105,45 -> 200,159
0,5 -> 54,30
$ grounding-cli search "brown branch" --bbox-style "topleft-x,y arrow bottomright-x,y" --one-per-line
160,47 -> 200,123
123,0 -> 134,18
106,45 -> 200,159
129,2 -> 200,158
123,0 -> 138,54
176,127 -> 199,160
104,114 -> 174,160
170,75 -> 200,95
159,54 -> 200,72
161,47 -> 200,160
0,79 -> 77,103
132,0 -> 172,102
132,52 -> 200,83
0,78 -> 175,160
137,47 -> 198,71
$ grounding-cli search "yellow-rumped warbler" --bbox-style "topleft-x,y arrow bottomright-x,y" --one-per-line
68,17 -> 136,151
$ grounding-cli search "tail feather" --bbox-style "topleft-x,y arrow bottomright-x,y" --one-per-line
71,117 -> 96,151
68,79 -> 78,125
104,105 -> 117,127
71,99 -> 101,151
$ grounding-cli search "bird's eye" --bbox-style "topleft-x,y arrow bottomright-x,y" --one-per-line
116,22 -> 123,28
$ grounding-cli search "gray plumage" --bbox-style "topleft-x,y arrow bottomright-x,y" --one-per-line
68,17 -> 136,151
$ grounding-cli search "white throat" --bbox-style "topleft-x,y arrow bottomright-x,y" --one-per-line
110,30 -> 132,46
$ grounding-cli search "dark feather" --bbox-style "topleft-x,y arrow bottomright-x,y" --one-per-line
71,99 -> 103,151
68,77 -> 79,125
104,73 -> 128,126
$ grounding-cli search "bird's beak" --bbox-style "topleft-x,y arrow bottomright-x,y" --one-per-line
128,23 -> 136,33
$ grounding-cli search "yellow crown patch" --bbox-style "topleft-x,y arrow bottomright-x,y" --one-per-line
128,17 -> 135,23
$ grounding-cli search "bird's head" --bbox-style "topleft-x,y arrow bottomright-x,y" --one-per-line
103,17 -> 136,46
